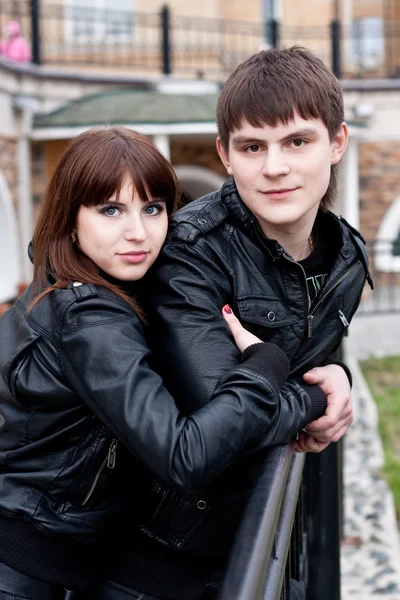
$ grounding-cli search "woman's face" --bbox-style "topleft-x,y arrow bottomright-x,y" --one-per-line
75,173 -> 168,281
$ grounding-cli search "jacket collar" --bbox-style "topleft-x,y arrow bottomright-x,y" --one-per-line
219,177 -> 286,260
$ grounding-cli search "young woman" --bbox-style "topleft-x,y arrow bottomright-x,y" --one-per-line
0,127 -> 308,599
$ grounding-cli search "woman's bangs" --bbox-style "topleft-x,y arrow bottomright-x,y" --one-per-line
124,151 -> 178,211
78,157 -> 127,208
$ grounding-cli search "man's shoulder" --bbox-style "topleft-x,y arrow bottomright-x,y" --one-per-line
167,189 -> 229,244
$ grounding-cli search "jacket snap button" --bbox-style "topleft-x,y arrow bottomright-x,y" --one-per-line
198,218 -> 207,225
267,311 -> 275,321
197,500 -> 207,510
342,249 -> 351,258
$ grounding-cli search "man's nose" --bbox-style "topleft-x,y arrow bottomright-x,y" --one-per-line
261,149 -> 290,178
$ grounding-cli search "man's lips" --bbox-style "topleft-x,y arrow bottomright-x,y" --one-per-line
261,187 -> 299,194
260,187 -> 299,199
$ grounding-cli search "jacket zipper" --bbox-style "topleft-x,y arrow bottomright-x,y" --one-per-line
254,227 -> 360,338
306,261 -> 360,338
282,253 -> 360,338
81,438 -> 118,506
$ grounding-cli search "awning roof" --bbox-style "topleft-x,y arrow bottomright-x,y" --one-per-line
33,88 -> 219,129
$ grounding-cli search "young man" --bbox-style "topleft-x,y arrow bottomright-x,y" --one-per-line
100,47 -> 373,599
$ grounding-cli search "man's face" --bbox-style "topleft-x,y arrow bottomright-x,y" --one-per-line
217,114 -> 348,238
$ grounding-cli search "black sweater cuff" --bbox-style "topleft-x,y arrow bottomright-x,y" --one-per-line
241,342 -> 290,389
321,356 -> 353,388
295,381 -> 327,422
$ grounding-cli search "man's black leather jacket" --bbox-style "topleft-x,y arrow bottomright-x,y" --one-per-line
141,178 -> 373,560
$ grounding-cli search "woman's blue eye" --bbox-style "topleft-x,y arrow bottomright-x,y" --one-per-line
100,205 -> 119,217
143,203 -> 163,215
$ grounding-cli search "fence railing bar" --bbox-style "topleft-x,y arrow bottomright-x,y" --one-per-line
262,451 -> 305,600
219,444 -> 294,600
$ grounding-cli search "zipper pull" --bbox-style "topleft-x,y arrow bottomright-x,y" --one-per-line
307,315 -> 313,338
107,439 -> 118,469
338,309 -> 350,328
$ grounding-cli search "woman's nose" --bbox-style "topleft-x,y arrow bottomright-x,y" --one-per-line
124,217 -> 147,242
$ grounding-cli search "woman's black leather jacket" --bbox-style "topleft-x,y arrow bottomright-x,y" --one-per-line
0,275 -> 318,545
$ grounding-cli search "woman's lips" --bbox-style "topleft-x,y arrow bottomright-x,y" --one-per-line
118,252 -> 148,263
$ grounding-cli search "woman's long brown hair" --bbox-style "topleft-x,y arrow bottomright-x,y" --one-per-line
31,127 -> 180,316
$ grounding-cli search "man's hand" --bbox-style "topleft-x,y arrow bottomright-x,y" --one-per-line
294,431 -> 330,453
301,364 -> 353,447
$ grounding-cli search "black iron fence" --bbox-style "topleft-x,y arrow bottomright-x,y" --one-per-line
220,442 -> 342,600
1,1 -> 400,79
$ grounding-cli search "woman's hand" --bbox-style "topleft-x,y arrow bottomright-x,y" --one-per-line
222,304 -> 262,353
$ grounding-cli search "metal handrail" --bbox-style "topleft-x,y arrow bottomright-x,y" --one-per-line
263,451 -> 305,598
219,444 -> 302,600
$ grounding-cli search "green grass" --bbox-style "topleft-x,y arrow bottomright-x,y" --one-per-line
360,356 -> 400,519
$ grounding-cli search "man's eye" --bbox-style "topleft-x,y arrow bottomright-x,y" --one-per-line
292,139 -> 305,147
245,145 -> 260,153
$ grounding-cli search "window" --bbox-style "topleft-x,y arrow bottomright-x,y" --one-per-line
352,16 -> 384,69
375,195 -> 400,273
65,0 -> 134,43
0,171 -> 21,303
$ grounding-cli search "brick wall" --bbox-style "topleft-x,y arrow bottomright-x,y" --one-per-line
359,141 -> 400,241
171,139 -> 226,177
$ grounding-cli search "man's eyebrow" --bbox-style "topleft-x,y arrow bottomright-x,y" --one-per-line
279,128 -> 318,142
231,128 -> 318,147
231,136 -> 266,146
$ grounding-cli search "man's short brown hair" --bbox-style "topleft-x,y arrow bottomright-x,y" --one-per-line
216,46 -> 345,210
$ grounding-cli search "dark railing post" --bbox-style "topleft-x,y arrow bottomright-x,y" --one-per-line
305,444 -> 341,600
161,4 -> 171,75
331,18 -> 341,78
270,19 -> 280,48
31,0 -> 41,65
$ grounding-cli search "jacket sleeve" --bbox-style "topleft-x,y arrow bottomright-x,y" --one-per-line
146,239 -> 327,430
59,293 -> 312,494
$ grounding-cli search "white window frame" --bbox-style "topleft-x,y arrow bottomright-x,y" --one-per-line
374,194 -> 400,272
351,16 -> 384,70
0,171 -> 21,303
65,0 -> 134,44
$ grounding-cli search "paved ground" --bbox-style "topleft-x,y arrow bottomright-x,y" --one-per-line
340,313 -> 400,599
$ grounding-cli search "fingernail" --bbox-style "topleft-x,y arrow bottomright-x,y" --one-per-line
223,304 -> 232,314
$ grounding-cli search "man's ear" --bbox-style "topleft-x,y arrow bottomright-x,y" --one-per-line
331,122 -> 349,165
216,137 -> 233,176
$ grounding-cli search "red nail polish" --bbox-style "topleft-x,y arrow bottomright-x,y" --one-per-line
223,304 -> 232,314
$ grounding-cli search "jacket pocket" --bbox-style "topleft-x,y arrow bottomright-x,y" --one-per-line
139,479 -> 210,550
236,295 -> 299,358
236,295 -> 293,329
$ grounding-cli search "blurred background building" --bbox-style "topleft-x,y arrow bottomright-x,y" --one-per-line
1,0 -> 400,312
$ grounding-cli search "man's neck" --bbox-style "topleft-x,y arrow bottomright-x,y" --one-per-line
259,223 -> 314,262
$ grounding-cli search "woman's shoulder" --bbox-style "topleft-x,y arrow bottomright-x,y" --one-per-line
56,282 -> 141,329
